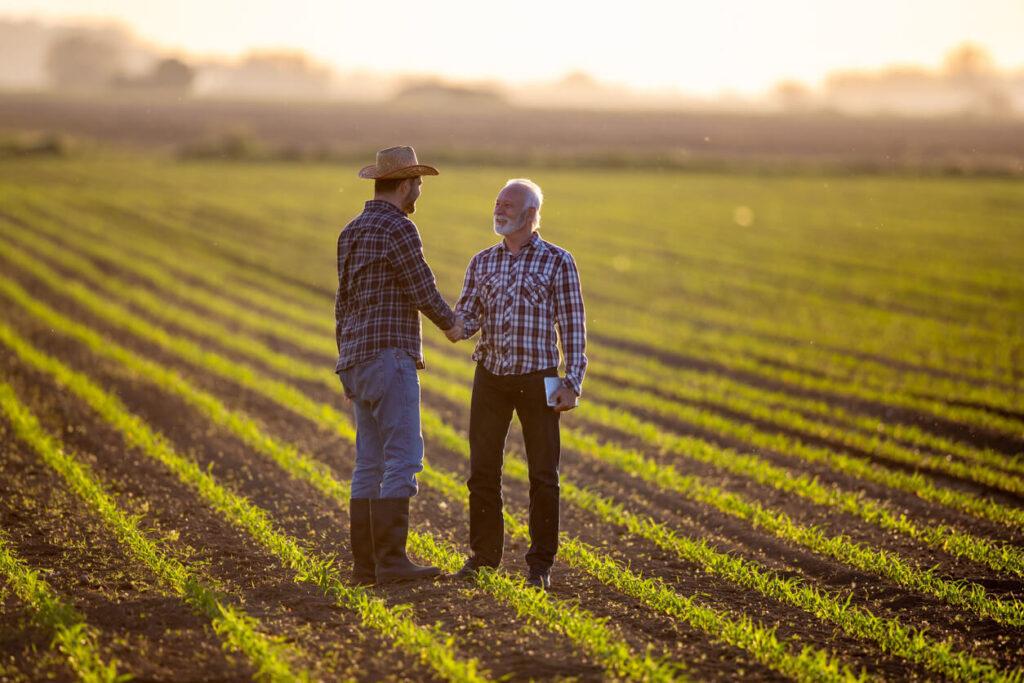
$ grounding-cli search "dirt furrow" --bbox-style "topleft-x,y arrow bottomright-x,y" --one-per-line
0,308 -> 441,682
0,366 -> 256,681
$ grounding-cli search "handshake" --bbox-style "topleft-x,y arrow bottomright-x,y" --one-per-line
444,314 -> 465,343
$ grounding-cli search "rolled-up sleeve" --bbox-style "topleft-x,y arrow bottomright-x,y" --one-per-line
553,252 -> 587,396
387,221 -> 456,331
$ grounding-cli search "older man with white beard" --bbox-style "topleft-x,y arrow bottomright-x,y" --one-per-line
450,178 -> 587,590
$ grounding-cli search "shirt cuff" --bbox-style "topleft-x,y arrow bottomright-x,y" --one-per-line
429,306 -> 456,331
461,315 -> 481,339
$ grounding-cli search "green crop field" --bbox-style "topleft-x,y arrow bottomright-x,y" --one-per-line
0,154 -> 1022,681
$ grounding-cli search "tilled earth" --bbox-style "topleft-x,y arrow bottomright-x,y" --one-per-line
1,243 -> 1023,681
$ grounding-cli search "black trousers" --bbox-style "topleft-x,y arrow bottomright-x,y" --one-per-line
467,363 -> 561,572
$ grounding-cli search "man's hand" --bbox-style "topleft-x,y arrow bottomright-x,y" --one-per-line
444,315 -> 464,343
552,386 -> 577,412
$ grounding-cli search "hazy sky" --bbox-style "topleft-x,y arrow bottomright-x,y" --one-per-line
3,0 -> 1023,94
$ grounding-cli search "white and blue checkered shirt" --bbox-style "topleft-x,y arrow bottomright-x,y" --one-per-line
455,232 -> 588,396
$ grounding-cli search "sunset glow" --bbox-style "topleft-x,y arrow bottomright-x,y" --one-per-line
2,0 -> 1022,94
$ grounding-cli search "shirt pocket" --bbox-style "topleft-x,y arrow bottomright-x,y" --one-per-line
480,272 -> 504,308
521,271 -> 552,308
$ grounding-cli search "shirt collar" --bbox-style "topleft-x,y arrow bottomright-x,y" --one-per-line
501,231 -> 542,255
365,199 -> 405,216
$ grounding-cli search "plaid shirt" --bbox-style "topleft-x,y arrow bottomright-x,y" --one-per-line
334,200 -> 456,372
455,232 -> 588,396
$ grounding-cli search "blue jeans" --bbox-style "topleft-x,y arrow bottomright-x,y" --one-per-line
338,348 -> 424,499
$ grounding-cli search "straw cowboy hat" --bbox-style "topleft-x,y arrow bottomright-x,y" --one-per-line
358,146 -> 439,179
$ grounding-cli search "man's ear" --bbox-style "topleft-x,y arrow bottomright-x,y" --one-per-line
525,206 -> 538,227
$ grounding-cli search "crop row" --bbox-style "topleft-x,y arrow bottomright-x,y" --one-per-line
74,177 -> 1017,390
411,180 -> 1022,384
0,281 -> 979,683
14,216 -> 1023,579
210,193 -> 1023,396
588,373 -> 1024,514
604,230 -> 1020,328
7,194 -> 1020,441
2,284 -> 687,680
587,343 -> 1024,479
421,463 -> 861,683
0,381 -> 313,682
5,227 -> 1019,594
0,238 -> 870,682
420,415 -> 1023,681
77,160 -> 1019,317
420,361 -> 1024,606
4,221 -> 1020,606
417,350 -> 1024,581
0,195 -> 326,340
0,527 -> 127,683
0,321 -> 488,682
5,215 -> 1020,569
432,337 -> 1024,523
3,210 -> 1019,529
584,309 -> 1024,439
8,194 -> 1021,511
1,254 -> 1018,681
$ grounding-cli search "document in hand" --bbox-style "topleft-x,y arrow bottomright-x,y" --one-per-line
544,376 -> 578,408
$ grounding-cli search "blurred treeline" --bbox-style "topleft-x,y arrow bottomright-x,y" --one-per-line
2,17 -> 1024,117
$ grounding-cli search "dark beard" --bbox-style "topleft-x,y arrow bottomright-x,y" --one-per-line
402,188 -> 417,214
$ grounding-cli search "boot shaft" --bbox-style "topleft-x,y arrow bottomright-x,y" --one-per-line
349,498 -> 376,585
370,497 -> 440,582
370,497 -> 410,567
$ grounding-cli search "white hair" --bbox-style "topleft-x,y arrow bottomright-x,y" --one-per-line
503,178 -> 543,229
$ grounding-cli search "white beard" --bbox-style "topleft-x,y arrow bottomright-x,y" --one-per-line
493,211 -> 525,236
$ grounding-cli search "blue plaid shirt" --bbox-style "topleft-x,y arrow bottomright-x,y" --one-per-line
334,200 -> 456,372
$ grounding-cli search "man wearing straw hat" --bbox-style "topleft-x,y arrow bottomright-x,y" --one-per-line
335,145 -> 463,585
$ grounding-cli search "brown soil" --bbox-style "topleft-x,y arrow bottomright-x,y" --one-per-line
0,316 -> 439,681
591,331 -> 1024,456
423,386 -> 1024,672
2,238 -> 1023,680
0,262 -> 789,680
0,374 -> 256,682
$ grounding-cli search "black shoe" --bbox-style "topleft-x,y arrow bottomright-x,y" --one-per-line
454,559 -> 479,581
370,497 -> 441,583
453,558 -> 496,581
349,498 -> 376,586
525,569 -> 551,591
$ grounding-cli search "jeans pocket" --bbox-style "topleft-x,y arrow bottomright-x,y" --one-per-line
394,352 -> 421,399
338,374 -> 356,400
351,349 -> 391,403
